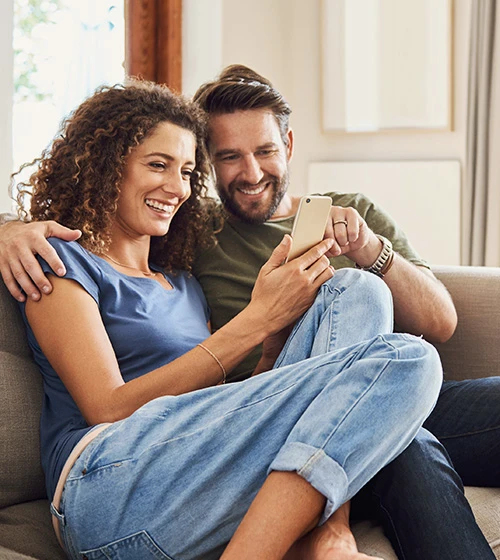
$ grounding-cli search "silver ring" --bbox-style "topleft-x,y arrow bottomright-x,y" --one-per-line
333,220 -> 348,227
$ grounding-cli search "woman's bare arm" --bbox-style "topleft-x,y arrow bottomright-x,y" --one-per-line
26,236 -> 334,425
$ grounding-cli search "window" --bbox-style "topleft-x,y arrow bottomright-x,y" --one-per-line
13,0 -> 125,171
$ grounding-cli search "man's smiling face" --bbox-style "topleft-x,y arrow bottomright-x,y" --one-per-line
209,109 -> 293,224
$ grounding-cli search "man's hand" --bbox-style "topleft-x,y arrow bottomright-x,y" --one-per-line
323,206 -> 457,343
324,206 -> 383,267
0,220 -> 81,302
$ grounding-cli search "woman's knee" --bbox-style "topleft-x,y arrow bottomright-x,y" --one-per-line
385,334 -> 443,408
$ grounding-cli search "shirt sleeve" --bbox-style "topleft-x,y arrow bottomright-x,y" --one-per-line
37,238 -> 101,303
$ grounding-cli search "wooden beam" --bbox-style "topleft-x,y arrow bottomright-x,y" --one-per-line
157,0 -> 183,91
125,0 -> 182,91
125,0 -> 157,81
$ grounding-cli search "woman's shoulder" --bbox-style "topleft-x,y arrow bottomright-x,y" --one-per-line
39,238 -> 103,298
46,237 -> 88,257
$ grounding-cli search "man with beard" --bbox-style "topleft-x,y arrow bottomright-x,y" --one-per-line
0,65 -> 499,560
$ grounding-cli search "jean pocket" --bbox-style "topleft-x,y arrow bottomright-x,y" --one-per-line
80,530 -> 175,560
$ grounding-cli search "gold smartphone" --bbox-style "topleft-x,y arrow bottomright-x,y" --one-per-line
287,195 -> 332,261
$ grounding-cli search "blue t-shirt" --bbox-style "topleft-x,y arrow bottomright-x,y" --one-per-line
19,238 -> 211,500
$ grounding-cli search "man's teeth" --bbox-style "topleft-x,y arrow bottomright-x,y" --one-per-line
238,184 -> 267,196
145,199 -> 175,213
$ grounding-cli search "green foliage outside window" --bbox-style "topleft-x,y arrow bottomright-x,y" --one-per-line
13,0 -> 62,103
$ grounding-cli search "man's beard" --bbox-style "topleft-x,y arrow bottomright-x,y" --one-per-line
217,171 -> 289,225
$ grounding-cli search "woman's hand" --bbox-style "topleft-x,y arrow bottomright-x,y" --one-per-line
249,235 -> 335,337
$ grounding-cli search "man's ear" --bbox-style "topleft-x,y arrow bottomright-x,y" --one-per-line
286,129 -> 294,161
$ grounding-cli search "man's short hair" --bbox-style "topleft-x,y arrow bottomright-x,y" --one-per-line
193,65 -> 292,146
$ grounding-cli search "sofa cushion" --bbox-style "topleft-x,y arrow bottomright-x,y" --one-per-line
0,279 -> 33,360
354,486 -> 500,559
0,499 -> 66,560
0,352 -> 46,508
0,279 -> 46,509
465,486 -> 500,556
433,266 -> 500,381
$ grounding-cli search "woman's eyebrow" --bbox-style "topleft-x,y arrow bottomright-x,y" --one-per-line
145,152 -> 195,166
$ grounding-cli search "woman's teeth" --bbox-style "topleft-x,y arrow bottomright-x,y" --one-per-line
145,199 -> 175,214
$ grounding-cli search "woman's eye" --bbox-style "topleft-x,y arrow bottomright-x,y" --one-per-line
182,169 -> 194,179
149,162 -> 165,170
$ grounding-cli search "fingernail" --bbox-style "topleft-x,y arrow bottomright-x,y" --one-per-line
57,268 -> 66,276
42,286 -> 51,294
17,295 -> 26,303
31,293 -> 40,301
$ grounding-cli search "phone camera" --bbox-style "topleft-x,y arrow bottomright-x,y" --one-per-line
306,198 -> 311,203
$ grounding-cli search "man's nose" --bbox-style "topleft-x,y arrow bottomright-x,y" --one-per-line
240,156 -> 264,185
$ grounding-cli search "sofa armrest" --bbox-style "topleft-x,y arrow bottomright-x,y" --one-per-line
432,265 -> 500,381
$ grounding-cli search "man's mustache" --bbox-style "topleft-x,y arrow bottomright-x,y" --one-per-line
230,177 -> 277,190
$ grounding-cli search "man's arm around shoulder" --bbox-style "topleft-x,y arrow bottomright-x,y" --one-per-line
0,217 -> 81,301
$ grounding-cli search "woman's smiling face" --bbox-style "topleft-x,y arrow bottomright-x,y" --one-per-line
115,121 -> 197,239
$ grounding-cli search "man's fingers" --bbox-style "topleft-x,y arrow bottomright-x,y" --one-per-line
0,263 -> 27,302
1,257 -> 42,301
36,241 -> 67,278
45,221 -> 82,242
332,220 -> 349,247
345,214 -> 362,244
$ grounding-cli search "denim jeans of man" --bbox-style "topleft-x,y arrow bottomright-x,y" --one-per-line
352,377 -> 500,560
55,270 -> 441,560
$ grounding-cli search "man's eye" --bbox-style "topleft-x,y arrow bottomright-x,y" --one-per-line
257,150 -> 275,156
220,154 -> 238,162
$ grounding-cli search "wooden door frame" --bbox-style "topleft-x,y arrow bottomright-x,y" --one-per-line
125,0 -> 182,92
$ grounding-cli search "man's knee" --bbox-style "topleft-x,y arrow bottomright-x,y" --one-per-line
379,334 -> 442,390
322,268 -> 393,311
374,428 -> 463,495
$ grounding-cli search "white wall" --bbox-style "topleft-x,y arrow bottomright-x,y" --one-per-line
184,0 -> 471,196
182,0 -> 223,97
286,0 -> 470,193
0,0 -> 14,213
2,0 -> 471,216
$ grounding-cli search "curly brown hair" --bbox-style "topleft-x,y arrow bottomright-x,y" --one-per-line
12,79 -> 220,273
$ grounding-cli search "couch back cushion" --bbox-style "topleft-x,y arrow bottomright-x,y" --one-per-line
0,279 -> 46,508
433,265 -> 500,381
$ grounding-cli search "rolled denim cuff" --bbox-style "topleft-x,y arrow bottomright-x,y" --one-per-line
268,441 -> 348,524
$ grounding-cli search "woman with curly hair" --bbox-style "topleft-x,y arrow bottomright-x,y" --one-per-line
14,80 -> 441,560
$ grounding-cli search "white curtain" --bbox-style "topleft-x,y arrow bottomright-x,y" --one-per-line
464,0 -> 500,265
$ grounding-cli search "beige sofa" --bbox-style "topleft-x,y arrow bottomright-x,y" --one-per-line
1,266 -> 500,559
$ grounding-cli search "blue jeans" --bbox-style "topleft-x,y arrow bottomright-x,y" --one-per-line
56,270 -> 441,559
353,378 -> 500,560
